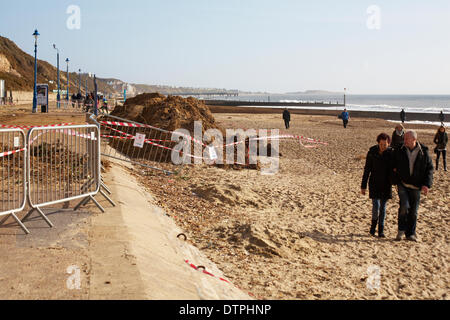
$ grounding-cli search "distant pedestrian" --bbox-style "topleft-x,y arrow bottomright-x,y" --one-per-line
71,93 -> 76,108
433,126 -> 448,171
391,130 -> 434,242
341,109 -> 349,128
100,99 -> 109,115
439,110 -> 445,126
283,108 -> 291,129
391,124 -> 405,150
400,109 -> 406,124
361,133 -> 393,238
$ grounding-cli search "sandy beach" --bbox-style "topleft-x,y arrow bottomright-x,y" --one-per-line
137,112 -> 449,300
0,106 -> 448,300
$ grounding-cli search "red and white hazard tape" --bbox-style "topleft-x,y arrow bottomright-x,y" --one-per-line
29,128 -> 97,145
101,121 -> 327,150
103,125 -> 189,144
100,121 -> 327,164
99,121 -> 206,147
100,125 -> 209,160
100,133 -> 208,161
0,148 -> 26,158
184,259 -> 262,300
0,123 -> 75,130
60,128 -> 97,141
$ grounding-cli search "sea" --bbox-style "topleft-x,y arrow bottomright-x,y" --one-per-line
201,94 -> 450,126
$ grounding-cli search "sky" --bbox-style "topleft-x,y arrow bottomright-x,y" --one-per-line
1,0 -> 450,94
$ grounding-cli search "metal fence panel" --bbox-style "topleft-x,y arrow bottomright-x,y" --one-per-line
0,128 -> 28,233
93,114 -> 178,174
0,128 -> 27,216
26,125 -> 100,210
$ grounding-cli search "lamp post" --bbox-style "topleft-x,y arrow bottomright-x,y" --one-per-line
85,73 -> 88,97
93,74 -> 98,116
65,58 -> 70,103
344,88 -> 347,106
78,69 -> 81,95
32,29 -> 40,113
53,44 -> 60,109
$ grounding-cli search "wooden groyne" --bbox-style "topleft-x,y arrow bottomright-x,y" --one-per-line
204,100 -> 345,107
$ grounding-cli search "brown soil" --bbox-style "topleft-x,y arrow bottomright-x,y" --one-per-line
112,93 -> 219,133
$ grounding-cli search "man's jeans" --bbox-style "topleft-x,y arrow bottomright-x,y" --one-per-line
372,199 -> 388,228
397,184 -> 421,237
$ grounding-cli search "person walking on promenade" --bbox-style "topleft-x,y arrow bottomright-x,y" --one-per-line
341,109 -> 350,128
283,108 -> 291,129
391,124 -> 405,150
71,93 -> 77,108
391,130 -> 434,242
434,126 -> 448,171
400,109 -> 406,124
439,110 -> 445,126
361,133 -> 393,238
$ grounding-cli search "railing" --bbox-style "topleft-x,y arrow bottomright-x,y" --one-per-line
0,128 -> 28,233
0,124 -> 103,234
91,114 -> 180,175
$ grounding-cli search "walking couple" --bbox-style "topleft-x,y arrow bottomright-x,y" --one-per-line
361,130 -> 434,242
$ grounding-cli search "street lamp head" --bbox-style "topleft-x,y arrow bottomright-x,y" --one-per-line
66,58 -> 70,63
32,29 -> 40,40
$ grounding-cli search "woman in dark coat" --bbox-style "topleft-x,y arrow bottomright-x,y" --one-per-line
361,133 -> 393,237
434,126 -> 448,171
391,124 -> 405,150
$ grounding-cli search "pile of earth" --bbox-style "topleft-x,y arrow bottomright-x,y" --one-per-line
111,93 -> 220,134
107,93 -> 261,169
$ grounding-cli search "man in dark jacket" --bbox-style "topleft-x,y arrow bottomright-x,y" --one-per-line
361,133 -> 393,237
400,109 -> 406,124
439,110 -> 445,126
283,108 -> 291,129
341,109 -> 350,128
391,130 -> 434,242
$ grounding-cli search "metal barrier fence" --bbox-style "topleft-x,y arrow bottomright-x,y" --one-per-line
20,124 -> 101,230
0,128 -> 29,233
90,114 -> 277,173
91,114 -> 181,175
46,100 -> 87,113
